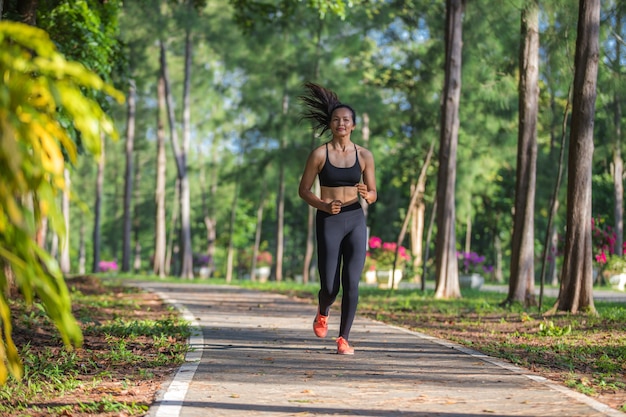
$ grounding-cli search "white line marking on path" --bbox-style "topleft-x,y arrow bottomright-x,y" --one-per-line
150,294 -> 203,417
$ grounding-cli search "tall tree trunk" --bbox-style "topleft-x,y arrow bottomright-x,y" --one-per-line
274,91 -> 289,282
361,112 -> 371,220
92,133 -> 105,273
153,75 -> 167,277
494,230 -> 503,283
422,198 -> 437,291
275,166 -> 285,282
197,145 -> 211,278
78,213 -> 86,275
303,131 -> 319,284
548,221 -> 559,286
303,201 -> 315,284
50,233 -> 58,260
464,214 -> 471,254
612,98 -> 624,256
35,217 -> 47,249
410,188 -> 425,283
133,153 -> 142,272
226,179 -> 240,283
506,0 -> 539,307
179,29 -> 194,279
554,0 -> 600,314
160,36 -> 193,279
204,141 -> 219,278
165,179 -> 180,277
60,168 -> 71,274
434,0 -> 464,299
611,8 -> 624,255
250,185 -> 266,282
122,80 -> 136,272
302,23 -> 324,285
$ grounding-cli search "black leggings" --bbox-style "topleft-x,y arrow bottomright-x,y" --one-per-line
316,202 -> 367,340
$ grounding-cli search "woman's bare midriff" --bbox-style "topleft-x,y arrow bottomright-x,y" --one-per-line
320,185 -> 359,207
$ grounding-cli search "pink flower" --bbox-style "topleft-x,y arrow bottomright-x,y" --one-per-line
366,236 -> 411,269
98,260 -> 118,272
382,242 -> 396,251
368,236 -> 382,249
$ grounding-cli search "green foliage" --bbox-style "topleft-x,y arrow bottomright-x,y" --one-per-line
230,0 -> 354,29
38,0 -> 124,81
0,21 -> 123,384
35,0 -> 625,294
603,255 -> 626,275
537,320 -> 572,337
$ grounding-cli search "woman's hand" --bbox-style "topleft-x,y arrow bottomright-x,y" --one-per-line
356,183 -> 369,203
327,199 -> 343,214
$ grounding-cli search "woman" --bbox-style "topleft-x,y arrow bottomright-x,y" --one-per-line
298,82 -> 377,355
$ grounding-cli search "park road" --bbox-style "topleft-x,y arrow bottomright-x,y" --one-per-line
129,282 -> 624,417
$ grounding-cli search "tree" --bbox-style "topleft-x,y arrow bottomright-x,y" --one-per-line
121,80 -> 136,272
434,0 -> 465,299
505,0 -> 539,307
160,37 -> 194,279
553,0 -> 601,314
60,168 -> 71,273
153,75 -> 168,277
0,21 -> 122,383
92,134 -> 105,273
274,88 -> 289,282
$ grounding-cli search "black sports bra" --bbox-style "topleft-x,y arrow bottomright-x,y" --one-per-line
318,143 -> 362,187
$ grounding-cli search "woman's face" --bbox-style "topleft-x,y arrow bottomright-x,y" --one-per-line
330,107 -> 355,137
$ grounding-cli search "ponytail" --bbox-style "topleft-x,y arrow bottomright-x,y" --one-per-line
299,82 -> 342,136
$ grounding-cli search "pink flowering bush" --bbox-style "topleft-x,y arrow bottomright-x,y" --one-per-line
457,251 -> 493,275
98,260 -> 118,273
256,251 -> 273,267
591,217 -> 618,265
367,236 -> 411,270
591,217 -> 626,278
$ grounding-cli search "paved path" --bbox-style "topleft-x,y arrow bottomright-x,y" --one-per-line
131,282 -> 624,417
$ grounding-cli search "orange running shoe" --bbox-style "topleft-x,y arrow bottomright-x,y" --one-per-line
313,310 -> 328,338
336,336 -> 354,355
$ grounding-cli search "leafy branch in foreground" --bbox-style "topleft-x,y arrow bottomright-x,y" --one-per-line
0,21 -> 123,383
0,277 -> 190,416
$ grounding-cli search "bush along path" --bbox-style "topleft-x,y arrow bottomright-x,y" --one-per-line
0,276 -> 191,417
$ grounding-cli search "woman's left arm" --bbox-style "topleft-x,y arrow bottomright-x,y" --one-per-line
357,148 -> 377,204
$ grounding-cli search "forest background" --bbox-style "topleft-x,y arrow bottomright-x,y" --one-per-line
3,0 -> 626,295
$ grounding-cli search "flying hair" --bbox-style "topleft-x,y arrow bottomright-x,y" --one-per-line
299,82 -> 343,136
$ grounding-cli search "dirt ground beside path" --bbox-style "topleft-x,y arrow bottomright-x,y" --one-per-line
4,276 -> 186,417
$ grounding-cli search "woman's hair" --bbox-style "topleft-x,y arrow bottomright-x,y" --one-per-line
299,82 -> 356,136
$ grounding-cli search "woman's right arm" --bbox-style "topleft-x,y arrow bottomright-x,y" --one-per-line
298,149 -> 338,214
